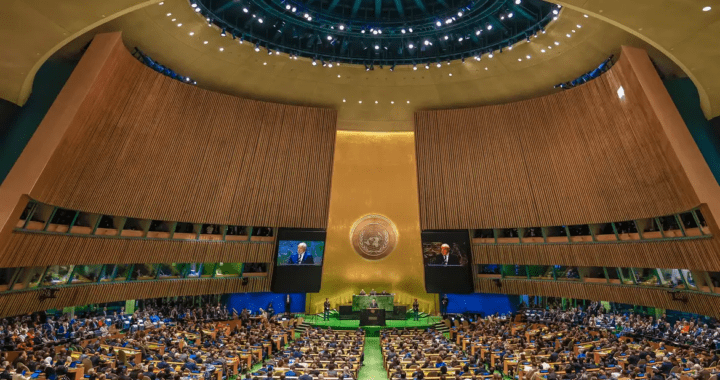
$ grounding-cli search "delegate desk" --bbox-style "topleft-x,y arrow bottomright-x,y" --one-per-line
360,308 -> 386,326
352,294 -> 394,312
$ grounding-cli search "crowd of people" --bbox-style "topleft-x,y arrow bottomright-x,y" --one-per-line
0,298 -> 297,380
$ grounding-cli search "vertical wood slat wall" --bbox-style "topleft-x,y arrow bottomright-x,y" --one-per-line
472,238 -> 720,271
0,232 -> 275,267
30,36 -> 337,229
415,52 -> 699,230
0,277 -> 270,317
475,278 -> 720,319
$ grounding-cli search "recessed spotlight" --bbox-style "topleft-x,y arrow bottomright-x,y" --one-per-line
189,32 -> 194,36
375,101 -> 378,104
526,55 -> 531,59
401,29 -> 406,33
458,11 -> 463,16
307,16 -> 312,20
518,58 -> 522,61
436,63 -> 441,67
327,35 -> 333,40
484,67 -> 488,70
243,7 -> 248,12
436,21 -> 442,26
263,62 -> 267,65
359,100 -> 362,104
285,4 -> 291,9
219,47 -> 224,51
413,64 -> 417,70
448,73 -> 452,76
508,12 -> 513,17
177,23 -> 182,27
515,0 -> 520,3
554,41 -> 560,45
338,74 -> 341,78
577,24 -> 582,28
408,28 -> 413,32
702,6 -> 711,11
584,14 -> 588,17
166,13 -> 171,16
406,100 -> 410,104
476,30 -> 481,35
572,29 -> 576,33
204,41 -> 208,44
339,25 -> 345,30
159,1 -> 164,4
488,53 -> 494,58
171,18 -> 176,21
343,99 -> 346,102
391,101 -> 394,104
541,49 -> 546,53
553,9 -> 558,14
375,45 -> 379,49
408,43 -> 414,49
566,33 -> 571,37
487,24 -> 493,30
292,7 -> 296,11
258,18 -> 263,23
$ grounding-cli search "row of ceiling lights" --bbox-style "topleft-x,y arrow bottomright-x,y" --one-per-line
163,3 -> 583,71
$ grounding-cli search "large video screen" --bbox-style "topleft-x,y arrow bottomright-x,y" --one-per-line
276,240 -> 325,266
422,230 -> 474,293
271,229 -> 326,293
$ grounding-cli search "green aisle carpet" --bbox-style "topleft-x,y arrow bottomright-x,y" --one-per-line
358,337 -> 388,380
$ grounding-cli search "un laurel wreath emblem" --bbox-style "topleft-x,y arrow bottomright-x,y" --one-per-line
350,214 -> 398,260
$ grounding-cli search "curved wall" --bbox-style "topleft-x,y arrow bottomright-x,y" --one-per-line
30,34 -> 336,228
416,51 -> 698,230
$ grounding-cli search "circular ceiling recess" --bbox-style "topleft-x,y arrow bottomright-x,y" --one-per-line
192,0 -> 557,66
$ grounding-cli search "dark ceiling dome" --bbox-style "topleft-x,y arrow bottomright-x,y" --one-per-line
193,0 -> 556,66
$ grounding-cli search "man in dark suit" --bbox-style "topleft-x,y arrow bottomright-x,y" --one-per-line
323,298 -> 331,321
370,299 -> 379,308
413,299 -> 420,321
287,242 -> 314,264
434,244 -> 459,265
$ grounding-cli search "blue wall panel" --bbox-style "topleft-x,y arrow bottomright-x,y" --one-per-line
445,293 -> 519,316
664,78 -> 720,185
226,292 -> 306,314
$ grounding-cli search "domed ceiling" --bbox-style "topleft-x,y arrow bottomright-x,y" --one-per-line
194,0 -> 556,65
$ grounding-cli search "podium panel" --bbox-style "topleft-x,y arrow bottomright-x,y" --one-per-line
360,308 -> 386,326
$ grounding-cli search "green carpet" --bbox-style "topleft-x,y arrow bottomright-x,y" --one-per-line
358,337 -> 388,380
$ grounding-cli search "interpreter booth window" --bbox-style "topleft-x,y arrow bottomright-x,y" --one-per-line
42,265 -> 74,286
71,265 -> 104,284
11,267 -> 44,290
215,263 -> 242,277
157,263 -> 185,279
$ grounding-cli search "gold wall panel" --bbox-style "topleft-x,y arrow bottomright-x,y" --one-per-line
308,131 -> 437,314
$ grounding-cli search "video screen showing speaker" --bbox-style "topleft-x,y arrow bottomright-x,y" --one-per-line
422,230 -> 474,293
271,228 -> 325,293
276,240 -> 324,266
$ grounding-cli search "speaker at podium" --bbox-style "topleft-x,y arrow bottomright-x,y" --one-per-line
360,307 -> 386,326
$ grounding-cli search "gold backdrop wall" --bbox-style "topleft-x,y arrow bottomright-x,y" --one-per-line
307,131 -> 437,314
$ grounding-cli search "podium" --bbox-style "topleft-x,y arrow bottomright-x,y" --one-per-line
360,308 -> 386,326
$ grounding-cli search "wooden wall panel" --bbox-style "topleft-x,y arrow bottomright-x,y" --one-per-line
475,278 -> 720,319
472,237 -> 720,271
0,276 -> 270,317
0,232 -> 275,267
415,51 -> 699,230
30,34 -> 336,229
